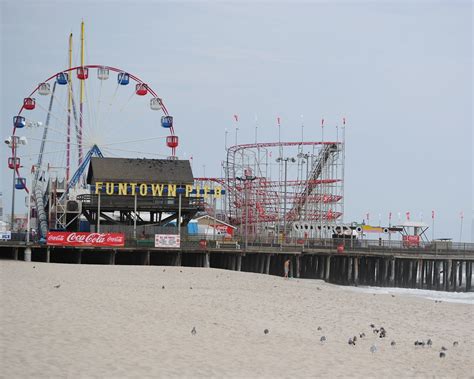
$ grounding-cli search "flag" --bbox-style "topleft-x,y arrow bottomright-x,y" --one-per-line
432,210 -> 435,219
406,211 -> 410,221
321,118 -> 325,127
342,117 -> 346,125
277,117 -> 281,126
460,211 -> 464,219
233,114 -> 238,122
389,212 -> 392,221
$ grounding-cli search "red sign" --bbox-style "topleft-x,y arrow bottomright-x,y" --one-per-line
47,232 -> 125,247
403,235 -> 420,247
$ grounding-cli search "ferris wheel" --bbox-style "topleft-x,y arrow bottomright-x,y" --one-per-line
9,64 -> 177,186
8,65 -> 177,234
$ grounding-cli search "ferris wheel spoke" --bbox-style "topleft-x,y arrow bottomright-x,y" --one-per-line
99,135 -> 167,147
97,81 -> 120,135
101,146 -> 169,158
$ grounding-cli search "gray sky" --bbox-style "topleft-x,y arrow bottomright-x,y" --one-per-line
1,0 -> 472,241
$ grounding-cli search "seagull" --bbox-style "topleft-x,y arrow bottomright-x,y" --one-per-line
317,326 -> 322,331
162,285 -> 165,289
427,339 -> 432,347
353,336 -> 357,343
359,332 -> 366,338
54,284 -> 61,288
439,352 -> 446,358
370,344 -> 377,353
348,338 -> 355,346
191,327 -> 196,336
320,336 -> 326,343
370,324 -> 375,328
441,346 -> 447,351
391,341 -> 396,346
264,329 -> 269,335
453,341 -> 459,347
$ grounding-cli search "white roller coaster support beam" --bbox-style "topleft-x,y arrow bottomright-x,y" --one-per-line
34,82 -> 57,238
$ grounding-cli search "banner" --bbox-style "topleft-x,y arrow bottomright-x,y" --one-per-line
47,232 -> 125,247
403,235 -> 420,247
155,234 -> 180,248
362,225 -> 383,233
0,231 -> 11,241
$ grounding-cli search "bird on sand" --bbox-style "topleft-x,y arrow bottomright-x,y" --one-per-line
441,346 -> 447,351
439,352 -> 446,358
427,339 -> 432,347
453,341 -> 459,347
391,341 -> 396,346
162,285 -> 165,289
370,345 -> 377,353
264,329 -> 269,335
317,326 -> 322,331
191,327 -> 196,335
370,324 -> 375,328
320,336 -> 326,343
359,332 -> 366,338
54,284 -> 61,288
348,338 -> 355,346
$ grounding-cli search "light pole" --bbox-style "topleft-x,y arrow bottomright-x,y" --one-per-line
236,173 -> 256,250
276,157 -> 296,246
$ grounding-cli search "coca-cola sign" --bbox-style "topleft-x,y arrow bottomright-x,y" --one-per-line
47,232 -> 125,247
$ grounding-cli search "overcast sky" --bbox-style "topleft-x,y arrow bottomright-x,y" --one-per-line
1,0 -> 472,241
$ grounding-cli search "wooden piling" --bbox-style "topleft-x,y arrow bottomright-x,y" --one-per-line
466,262 -> 472,292
109,250 -> 115,265
354,257 -> 359,286
143,250 -> 150,265
389,258 -> 395,287
435,260 -> 440,290
296,256 -> 301,278
452,260 -> 457,292
265,254 -> 271,275
347,257 -> 353,285
325,256 -> 331,281
46,247 -> 50,263
446,260 -> 452,291
236,255 -> 242,272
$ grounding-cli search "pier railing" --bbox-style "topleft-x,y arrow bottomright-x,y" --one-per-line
2,230 -> 474,255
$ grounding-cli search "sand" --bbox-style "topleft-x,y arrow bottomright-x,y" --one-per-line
1,260 -> 473,378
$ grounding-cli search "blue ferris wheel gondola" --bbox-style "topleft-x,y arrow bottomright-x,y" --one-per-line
13,116 -> 26,128
15,177 -> 26,190
117,72 -> 130,85
161,116 -> 173,128
56,72 -> 68,85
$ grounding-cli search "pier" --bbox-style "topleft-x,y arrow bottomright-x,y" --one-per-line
1,238 -> 473,292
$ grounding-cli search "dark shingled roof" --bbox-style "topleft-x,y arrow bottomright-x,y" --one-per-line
86,157 -> 194,184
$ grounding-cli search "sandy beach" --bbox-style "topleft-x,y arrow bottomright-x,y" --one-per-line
1,260 -> 473,378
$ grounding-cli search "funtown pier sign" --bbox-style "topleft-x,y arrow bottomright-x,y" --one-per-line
93,182 -> 224,198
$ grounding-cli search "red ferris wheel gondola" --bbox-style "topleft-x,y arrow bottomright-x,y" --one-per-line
166,135 -> 179,148
23,98 -> 36,110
